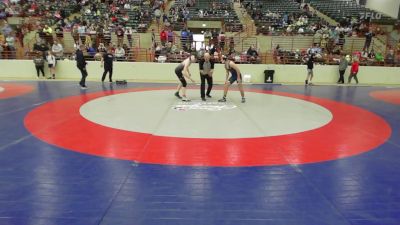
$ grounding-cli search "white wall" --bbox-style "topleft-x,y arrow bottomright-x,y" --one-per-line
0,60 -> 399,85
366,0 -> 400,18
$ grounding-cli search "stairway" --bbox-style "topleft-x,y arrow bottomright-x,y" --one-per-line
147,0 -> 177,33
233,2 -> 256,37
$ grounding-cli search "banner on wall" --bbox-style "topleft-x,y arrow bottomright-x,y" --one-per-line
360,11 -> 382,20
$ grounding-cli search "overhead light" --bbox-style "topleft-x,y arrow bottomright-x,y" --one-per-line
202,24 -> 206,27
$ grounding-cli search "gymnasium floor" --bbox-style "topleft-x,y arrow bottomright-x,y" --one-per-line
0,80 -> 399,225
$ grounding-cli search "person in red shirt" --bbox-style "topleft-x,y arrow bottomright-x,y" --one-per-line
348,58 -> 359,84
160,29 -> 167,46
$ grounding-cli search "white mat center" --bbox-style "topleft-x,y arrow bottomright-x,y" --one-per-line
80,90 -> 333,138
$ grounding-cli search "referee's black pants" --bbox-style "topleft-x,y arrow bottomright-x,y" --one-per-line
200,73 -> 213,98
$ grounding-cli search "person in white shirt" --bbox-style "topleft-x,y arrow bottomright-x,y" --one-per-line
125,27 -> 133,47
51,40 -> 64,59
46,51 -> 57,79
115,45 -> 125,60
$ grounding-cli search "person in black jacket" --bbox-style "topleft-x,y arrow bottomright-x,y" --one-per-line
76,44 -> 88,89
199,52 -> 214,101
101,48 -> 114,83
304,54 -> 314,85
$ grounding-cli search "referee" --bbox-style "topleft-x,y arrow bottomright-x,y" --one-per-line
101,48 -> 114,83
199,52 -> 214,101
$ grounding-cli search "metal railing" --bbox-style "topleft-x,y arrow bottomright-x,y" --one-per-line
2,48 -> 399,67
271,35 -> 389,55
270,50 -> 400,67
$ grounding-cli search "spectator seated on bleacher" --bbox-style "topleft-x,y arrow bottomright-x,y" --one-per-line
246,45 -> 261,64
115,45 -> 125,61
97,42 -> 107,53
155,43 -> 167,57
164,42 -> 172,53
167,51 -> 191,63
87,44 -> 97,57
307,43 -> 322,55
385,50 -> 396,65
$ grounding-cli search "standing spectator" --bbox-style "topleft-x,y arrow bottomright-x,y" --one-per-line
115,25 -> 124,47
46,51 -> 56,79
364,28 -> 373,52
76,45 -> 88,89
54,24 -> 64,44
51,40 -> 64,59
151,29 -> 156,48
5,34 -> 16,59
125,27 -> 133,47
348,58 -> 359,84
304,54 -> 315,85
33,52 -> 45,79
101,48 -> 114,83
167,29 -> 174,43
219,31 -> 226,51
15,25 -> 24,48
160,29 -> 167,46
42,24 -> 53,44
337,54 -> 348,84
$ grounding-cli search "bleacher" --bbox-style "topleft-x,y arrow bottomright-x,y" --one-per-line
169,0 -> 243,32
82,3 -> 152,33
242,0 -> 324,35
309,0 -> 396,25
